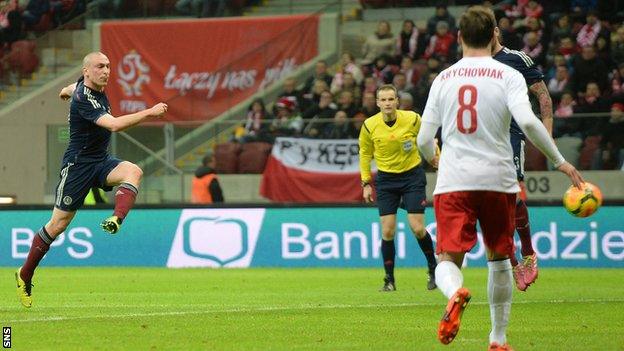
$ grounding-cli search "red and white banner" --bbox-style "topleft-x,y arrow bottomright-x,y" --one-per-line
260,138 -> 365,203
100,15 -> 319,122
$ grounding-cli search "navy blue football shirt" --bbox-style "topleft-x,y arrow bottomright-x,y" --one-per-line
62,77 -> 112,164
493,46 -> 544,139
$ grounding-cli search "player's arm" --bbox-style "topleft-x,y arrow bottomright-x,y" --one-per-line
417,78 -> 441,167
95,103 -> 168,132
59,83 -> 77,101
507,73 -> 583,188
358,121 -> 374,202
528,80 -> 553,135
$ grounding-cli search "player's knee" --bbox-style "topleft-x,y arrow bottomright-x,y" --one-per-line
48,218 -> 70,236
411,224 -> 425,238
381,228 -> 395,240
127,164 -> 143,183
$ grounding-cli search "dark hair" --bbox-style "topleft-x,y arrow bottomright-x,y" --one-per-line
248,98 -> 266,112
459,6 -> 496,49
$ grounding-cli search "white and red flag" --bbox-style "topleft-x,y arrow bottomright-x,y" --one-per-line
260,138 -> 370,203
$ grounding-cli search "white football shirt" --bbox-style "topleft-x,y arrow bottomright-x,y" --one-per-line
422,56 -> 531,194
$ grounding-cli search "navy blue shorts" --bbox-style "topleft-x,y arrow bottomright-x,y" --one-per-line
54,157 -> 121,211
375,165 -> 427,216
510,134 -> 525,181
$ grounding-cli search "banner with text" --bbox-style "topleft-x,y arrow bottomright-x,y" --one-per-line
260,137 -> 363,203
100,15 -> 319,122
1,207 -> 622,268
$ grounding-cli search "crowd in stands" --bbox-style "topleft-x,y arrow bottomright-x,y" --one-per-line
233,0 -> 624,171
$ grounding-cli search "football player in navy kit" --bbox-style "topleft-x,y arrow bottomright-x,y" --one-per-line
15,52 -> 168,308
492,29 -> 553,291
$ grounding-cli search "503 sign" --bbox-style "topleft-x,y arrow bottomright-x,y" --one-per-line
525,176 -> 550,193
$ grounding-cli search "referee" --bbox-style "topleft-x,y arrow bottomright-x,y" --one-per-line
359,84 -> 438,291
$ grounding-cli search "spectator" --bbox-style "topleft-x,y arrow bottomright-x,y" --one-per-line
331,71 -> 361,106
572,45 -> 608,94
271,96 -> 303,137
522,31 -> 545,68
332,52 -> 364,89
303,78 -> 330,107
392,72 -> 409,96
277,77 -> 305,113
523,0 -> 543,18
362,76 -> 378,95
574,81 -> 609,136
361,20 -> 395,66
611,63 -> 624,97
396,19 -> 419,59
302,90 -> 337,138
551,14 -> 572,45
426,5 -> 456,37
399,55 -> 421,89
370,54 -> 394,86
191,151 -> 224,204
498,16 -> 522,50
1,9 -> 24,45
611,26 -> 624,68
592,102 -> 624,169
558,36 -> 579,63
548,65 -> 572,101
336,90 -> 359,118
239,98 -> 272,143
576,11 -> 605,48
359,91 -> 379,117
201,0 -> 226,17
321,110 -> 356,139
423,21 -> 456,62
303,60 -> 333,94
398,91 -> 415,112
553,91 -> 577,137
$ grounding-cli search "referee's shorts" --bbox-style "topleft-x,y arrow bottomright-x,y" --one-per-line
375,165 -> 427,216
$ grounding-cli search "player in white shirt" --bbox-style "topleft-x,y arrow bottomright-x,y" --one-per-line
416,6 -> 584,351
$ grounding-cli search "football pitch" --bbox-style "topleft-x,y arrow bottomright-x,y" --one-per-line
1,267 -> 623,350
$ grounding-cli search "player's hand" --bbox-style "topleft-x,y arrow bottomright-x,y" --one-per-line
557,162 -> 584,189
59,84 -> 76,101
150,103 -> 168,117
363,185 -> 373,203
428,155 -> 439,168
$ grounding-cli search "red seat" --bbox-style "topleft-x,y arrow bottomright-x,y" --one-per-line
7,41 -> 39,76
237,142 -> 272,174
578,136 -> 602,170
525,140 -> 547,171
214,142 -> 241,174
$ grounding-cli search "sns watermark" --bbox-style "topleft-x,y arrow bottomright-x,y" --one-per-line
3,327 -> 10,349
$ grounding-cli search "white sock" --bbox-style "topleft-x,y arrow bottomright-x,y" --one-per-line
435,260 -> 463,299
488,259 -> 513,345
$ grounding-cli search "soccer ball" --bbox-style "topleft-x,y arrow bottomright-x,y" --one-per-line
562,182 -> 603,217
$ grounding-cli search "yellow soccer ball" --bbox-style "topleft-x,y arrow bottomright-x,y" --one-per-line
562,182 -> 603,217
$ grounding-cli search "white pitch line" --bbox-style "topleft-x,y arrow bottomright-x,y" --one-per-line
3,298 -> 623,323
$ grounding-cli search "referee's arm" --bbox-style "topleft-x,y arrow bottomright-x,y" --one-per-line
358,122 -> 374,183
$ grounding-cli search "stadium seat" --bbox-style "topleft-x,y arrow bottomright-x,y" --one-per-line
214,142 -> 242,174
578,136 -> 602,170
550,136 -> 582,169
237,142 -> 272,174
7,41 -> 39,76
525,140 -> 547,171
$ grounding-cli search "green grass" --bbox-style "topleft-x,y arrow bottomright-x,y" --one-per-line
1,267 -> 623,350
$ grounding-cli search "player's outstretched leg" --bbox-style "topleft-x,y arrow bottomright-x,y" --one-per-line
101,182 -> 138,234
380,239 -> 396,291
15,268 -> 32,308
515,199 -> 538,286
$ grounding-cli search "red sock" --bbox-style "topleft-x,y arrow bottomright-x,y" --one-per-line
113,183 -> 138,221
515,200 -> 534,257
21,227 -> 53,283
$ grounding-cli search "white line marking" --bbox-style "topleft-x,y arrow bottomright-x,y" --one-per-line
3,298 -> 623,323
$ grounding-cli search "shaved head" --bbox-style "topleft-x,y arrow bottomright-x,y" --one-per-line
82,51 -> 111,91
83,52 -> 108,68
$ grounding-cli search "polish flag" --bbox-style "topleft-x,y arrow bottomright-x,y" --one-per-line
260,138 -> 369,203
